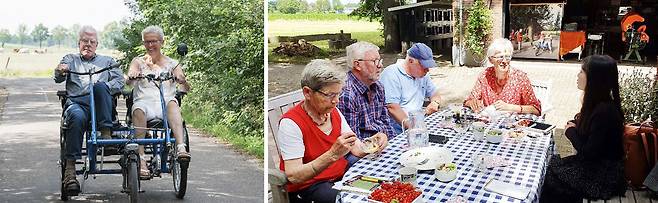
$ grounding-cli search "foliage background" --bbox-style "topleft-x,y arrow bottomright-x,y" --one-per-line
464,0 -> 492,59
619,69 -> 658,124
116,0 -> 264,158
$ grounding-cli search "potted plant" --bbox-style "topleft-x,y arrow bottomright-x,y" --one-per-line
463,0 -> 493,67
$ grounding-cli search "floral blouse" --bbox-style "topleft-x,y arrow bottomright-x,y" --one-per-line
465,66 -> 541,112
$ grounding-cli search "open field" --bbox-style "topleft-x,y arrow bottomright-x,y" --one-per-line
268,16 -> 383,63
0,43 -> 120,77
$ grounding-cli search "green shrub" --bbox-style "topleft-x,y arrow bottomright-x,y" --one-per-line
619,69 -> 658,124
465,0 -> 493,59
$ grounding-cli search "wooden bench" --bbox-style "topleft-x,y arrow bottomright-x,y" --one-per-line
271,30 -> 356,49
268,90 -> 304,203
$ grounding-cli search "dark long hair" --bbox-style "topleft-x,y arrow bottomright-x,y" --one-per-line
577,55 -> 624,135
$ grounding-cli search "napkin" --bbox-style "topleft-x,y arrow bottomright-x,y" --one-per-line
484,179 -> 531,200
483,155 -> 510,169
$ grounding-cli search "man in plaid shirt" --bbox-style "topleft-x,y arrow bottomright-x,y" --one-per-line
338,41 -> 395,166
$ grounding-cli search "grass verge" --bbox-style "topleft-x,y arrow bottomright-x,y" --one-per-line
0,69 -> 53,78
268,31 -> 384,64
182,107 -> 263,159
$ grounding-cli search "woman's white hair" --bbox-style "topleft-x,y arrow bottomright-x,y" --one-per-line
78,25 -> 98,40
141,25 -> 165,41
483,38 -> 514,67
346,41 -> 379,69
300,59 -> 346,90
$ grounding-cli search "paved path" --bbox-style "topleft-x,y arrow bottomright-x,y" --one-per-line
0,78 -> 263,203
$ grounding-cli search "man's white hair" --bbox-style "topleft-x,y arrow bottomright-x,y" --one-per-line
301,59 -> 346,90
483,38 -> 514,67
346,41 -> 380,69
141,25 -> 165,41
78,25 -> 98,41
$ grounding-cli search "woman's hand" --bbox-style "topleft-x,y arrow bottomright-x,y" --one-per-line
373,132 -> 389,153
465,99 -> 484,112
565,121 -> 576,130
493,100 -> 515,112
329,132 -> 357,160
127,68 -> 142,79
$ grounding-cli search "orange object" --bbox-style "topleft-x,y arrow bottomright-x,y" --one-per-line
621,12 -> 645,42
559,31 -> 586,57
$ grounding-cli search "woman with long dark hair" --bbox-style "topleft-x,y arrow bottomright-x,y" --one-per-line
540,55 -> 626,202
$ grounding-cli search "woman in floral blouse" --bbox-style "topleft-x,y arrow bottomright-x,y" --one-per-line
464,38 -> 541,115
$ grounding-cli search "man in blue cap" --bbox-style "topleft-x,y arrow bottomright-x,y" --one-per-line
379,42 -> 442,134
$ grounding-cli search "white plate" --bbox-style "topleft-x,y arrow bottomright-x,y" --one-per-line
400,146 -> 454,170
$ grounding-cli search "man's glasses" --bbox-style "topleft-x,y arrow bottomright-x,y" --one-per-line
491,55 -> 512,61
315,89 -> 341,100
79,39 -> 98,45
357,58 -> 383,67
143,40 -> 162,45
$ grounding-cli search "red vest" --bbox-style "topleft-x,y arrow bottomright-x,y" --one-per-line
279,102 -> 348,192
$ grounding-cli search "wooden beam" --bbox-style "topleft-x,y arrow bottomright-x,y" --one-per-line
275,33 -> 352,43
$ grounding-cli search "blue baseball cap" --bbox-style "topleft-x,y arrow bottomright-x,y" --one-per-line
407,43 -> 436,69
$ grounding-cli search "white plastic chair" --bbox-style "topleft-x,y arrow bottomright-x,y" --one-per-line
531,79 -> 553,117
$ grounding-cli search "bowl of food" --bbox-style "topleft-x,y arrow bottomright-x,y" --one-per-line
471,121 -> 487,141
516,119 -> 532,128
368,181 -> 423,203
434,163 -> 457,182
485,129 -> 504,143
362,137 -> 380,154
508,129 -> 527,143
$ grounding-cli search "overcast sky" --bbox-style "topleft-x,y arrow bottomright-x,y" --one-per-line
0,0 -> 132,33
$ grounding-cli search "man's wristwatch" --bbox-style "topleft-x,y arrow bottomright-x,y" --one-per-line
432,100 -> 440,106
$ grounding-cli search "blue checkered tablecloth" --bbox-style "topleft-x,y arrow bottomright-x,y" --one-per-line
337,110 -> 553,203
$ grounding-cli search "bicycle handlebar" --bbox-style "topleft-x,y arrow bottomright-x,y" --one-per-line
67,63 -> 120,75
129,71 -> 177,82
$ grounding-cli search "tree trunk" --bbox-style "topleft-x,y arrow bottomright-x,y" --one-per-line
382,0 -> 400,53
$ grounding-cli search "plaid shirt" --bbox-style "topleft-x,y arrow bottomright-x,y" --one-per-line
338,71 -> 396,139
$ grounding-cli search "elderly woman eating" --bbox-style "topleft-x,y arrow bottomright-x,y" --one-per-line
464,38 -> 541,115
276,59 -> 367,203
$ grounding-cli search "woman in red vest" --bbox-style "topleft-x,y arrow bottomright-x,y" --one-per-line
277,59 -> 368,203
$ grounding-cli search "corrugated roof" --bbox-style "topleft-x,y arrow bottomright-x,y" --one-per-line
388,0 -> 452,12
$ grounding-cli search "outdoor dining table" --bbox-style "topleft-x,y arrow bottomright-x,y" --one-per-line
336,109 -> 555,203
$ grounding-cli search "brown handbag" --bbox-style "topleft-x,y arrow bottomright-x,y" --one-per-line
624,121 -> 658,189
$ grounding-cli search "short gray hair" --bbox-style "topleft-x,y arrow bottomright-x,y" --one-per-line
483,38 -> 514,66
301,59 -> 346,90
78,25 -> 98,40
346,41 -> 379,69
141,25 -> 165,41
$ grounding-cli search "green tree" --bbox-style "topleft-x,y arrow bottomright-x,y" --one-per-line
509,5 -> 551,36
276,0 -> 306,14
17,24 -> 29,46
0,29 -> 10,47
117,0 -> 264,156
268,0 -> 277,11
350,0 -> 399,52
101,21 -> 124,49
31,23 -> 50,48
68,24 -> 81,47
332,0 -> 344,13
51,26 -> 68,48
315,0 -> 331,12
